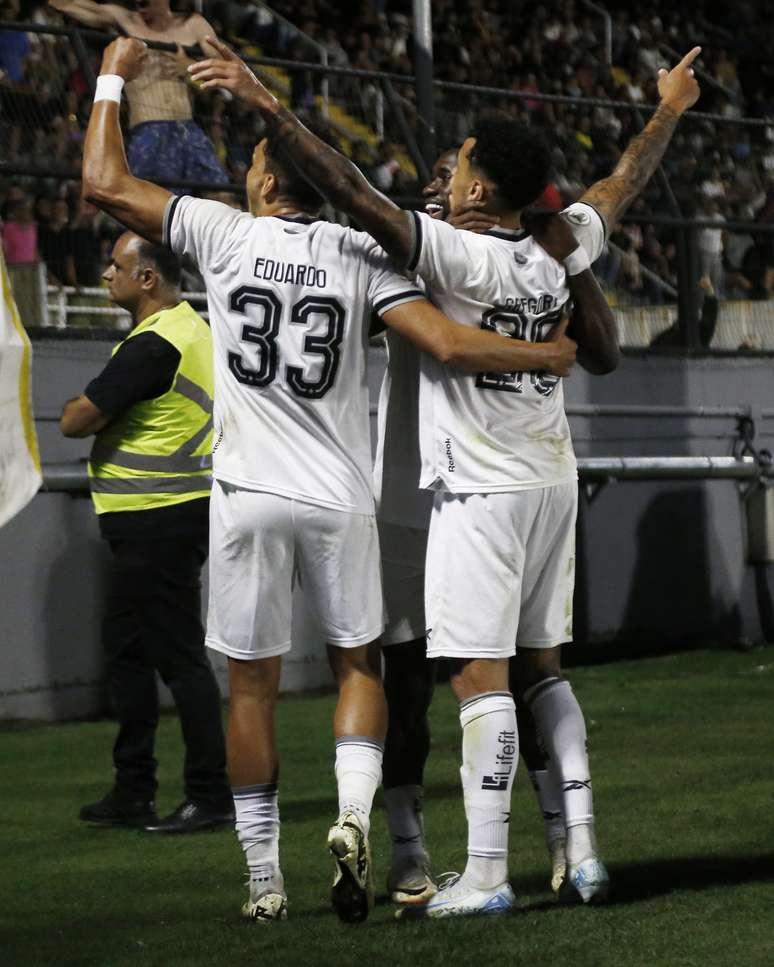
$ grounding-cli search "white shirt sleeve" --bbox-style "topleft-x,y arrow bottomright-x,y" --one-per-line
406,210 -> 488,295
162,195 -> 247,268
560,202 -> 607,263
362,243 -> 424,318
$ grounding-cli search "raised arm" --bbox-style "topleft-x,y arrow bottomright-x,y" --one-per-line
48,0 -> 128,30
81,38 -> 172,242
581,47 -> 701,233
527,212 -> 619,374
188,37 -> 415,265
382,299 -> 577,376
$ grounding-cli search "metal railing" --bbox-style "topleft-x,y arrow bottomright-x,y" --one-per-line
44,286 -> 207,328
39,454 -> 772,494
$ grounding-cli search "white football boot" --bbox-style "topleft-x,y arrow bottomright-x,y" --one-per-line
241,872 -> 288,923
397,872 -> 515,920
387,853 -> 437,906
327,811 -> 374,923
559,856 -> 610,904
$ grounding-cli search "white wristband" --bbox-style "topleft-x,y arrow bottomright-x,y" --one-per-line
563,246 -> 591,276
94,74 -> 125,104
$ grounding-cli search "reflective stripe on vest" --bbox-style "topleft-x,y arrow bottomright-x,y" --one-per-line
88,444 -> 213,474
174,372 -> 213,413
89,474 -> 213,495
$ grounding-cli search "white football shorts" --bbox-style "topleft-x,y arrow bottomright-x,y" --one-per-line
206,480 -> 385,660
425,481 -> 577,660
378,519 -> 429,646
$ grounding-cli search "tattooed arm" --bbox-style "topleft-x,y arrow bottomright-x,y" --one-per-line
189,38 -> 414,265
581,47 -> 702,233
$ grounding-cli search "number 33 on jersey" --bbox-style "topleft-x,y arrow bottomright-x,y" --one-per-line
164,196 -> 422,514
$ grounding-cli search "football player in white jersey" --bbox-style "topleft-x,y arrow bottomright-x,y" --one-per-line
191,35 -> 700,920
81,38 -> 579,925
375,153 -> 617,906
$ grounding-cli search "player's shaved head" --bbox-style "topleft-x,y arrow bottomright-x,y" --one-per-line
455,120 -> 551,215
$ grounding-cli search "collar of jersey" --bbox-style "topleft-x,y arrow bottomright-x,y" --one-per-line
275,214 -> 317,225
484,227 -> 529,242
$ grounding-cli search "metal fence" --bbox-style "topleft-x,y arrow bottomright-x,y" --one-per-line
1,18 -> 773,348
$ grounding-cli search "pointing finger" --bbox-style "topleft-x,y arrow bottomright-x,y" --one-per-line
677,46 -> 702,70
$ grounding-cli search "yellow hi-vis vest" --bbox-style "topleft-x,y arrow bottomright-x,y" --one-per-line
88,301 -> 213,514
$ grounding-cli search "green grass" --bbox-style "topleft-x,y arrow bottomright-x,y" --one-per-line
2,648 -> 774,967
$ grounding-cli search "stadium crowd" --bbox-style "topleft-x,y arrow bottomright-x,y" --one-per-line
1,0 -> 774,309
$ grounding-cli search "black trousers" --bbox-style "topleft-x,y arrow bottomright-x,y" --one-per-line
103,535 -> 229,805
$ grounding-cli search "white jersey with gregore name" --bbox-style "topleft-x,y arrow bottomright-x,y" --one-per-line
409,202 -> 606,493
164,197 -> 423,514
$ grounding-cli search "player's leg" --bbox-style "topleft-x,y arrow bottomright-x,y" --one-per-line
205,483 -> 295,921
383,639 -> 437,901
227,654 -> 286,922
401,492 -> 522,920
516,481 -> 608,903
379,521 -> 437,903
510,663 -> 567,894
295,502 -> 386,922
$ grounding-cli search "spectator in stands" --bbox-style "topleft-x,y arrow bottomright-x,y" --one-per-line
698,197 -> 726,295
70,197 -> 110,287
650,276 -> 719,348
0,0 -> 30,84
371,141 -> 403,193
39,197 -> 75,286
1,195 -> 38,267
48,0 -> 229,188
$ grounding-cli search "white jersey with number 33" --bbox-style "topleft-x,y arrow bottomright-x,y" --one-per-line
164,196 -> 422,514
409,202 -> 606,493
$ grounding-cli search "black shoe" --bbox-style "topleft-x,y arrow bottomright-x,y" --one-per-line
79,789 -> 157,827
142,799 -> 234,834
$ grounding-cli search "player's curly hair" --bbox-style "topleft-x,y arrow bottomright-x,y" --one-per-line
264,116 -> 342,213
468,119 -> 551,212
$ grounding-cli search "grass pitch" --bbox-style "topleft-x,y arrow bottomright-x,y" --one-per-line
2,648 -> 774,967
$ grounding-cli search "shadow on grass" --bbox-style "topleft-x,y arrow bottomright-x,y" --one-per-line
517,852 -> 774,911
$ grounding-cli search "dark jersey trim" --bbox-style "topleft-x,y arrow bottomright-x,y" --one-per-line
163,194 -> 183,248
274,214 -> 318,225
373,289 -> 424,316
484,228 -> 529,243
407,210 -> 423,273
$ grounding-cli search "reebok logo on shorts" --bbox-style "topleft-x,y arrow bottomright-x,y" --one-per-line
444,437 -> 456,472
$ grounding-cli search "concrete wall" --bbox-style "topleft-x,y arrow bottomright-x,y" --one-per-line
2,335 -> 773,720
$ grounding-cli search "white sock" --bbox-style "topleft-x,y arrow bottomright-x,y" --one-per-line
526,677 -> 596,866
334,736 -> 383,838
528,769 -> 565,844
384,784 -> 427,859
232,782 -> 281,886
458,691 -> 518,891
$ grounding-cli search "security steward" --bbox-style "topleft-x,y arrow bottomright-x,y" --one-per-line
61,230 -> 232,833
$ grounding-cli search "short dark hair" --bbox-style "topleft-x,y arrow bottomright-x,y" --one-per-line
468,119 -> 551,212
136,238 -> 182,289
264,117 -> 341,213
